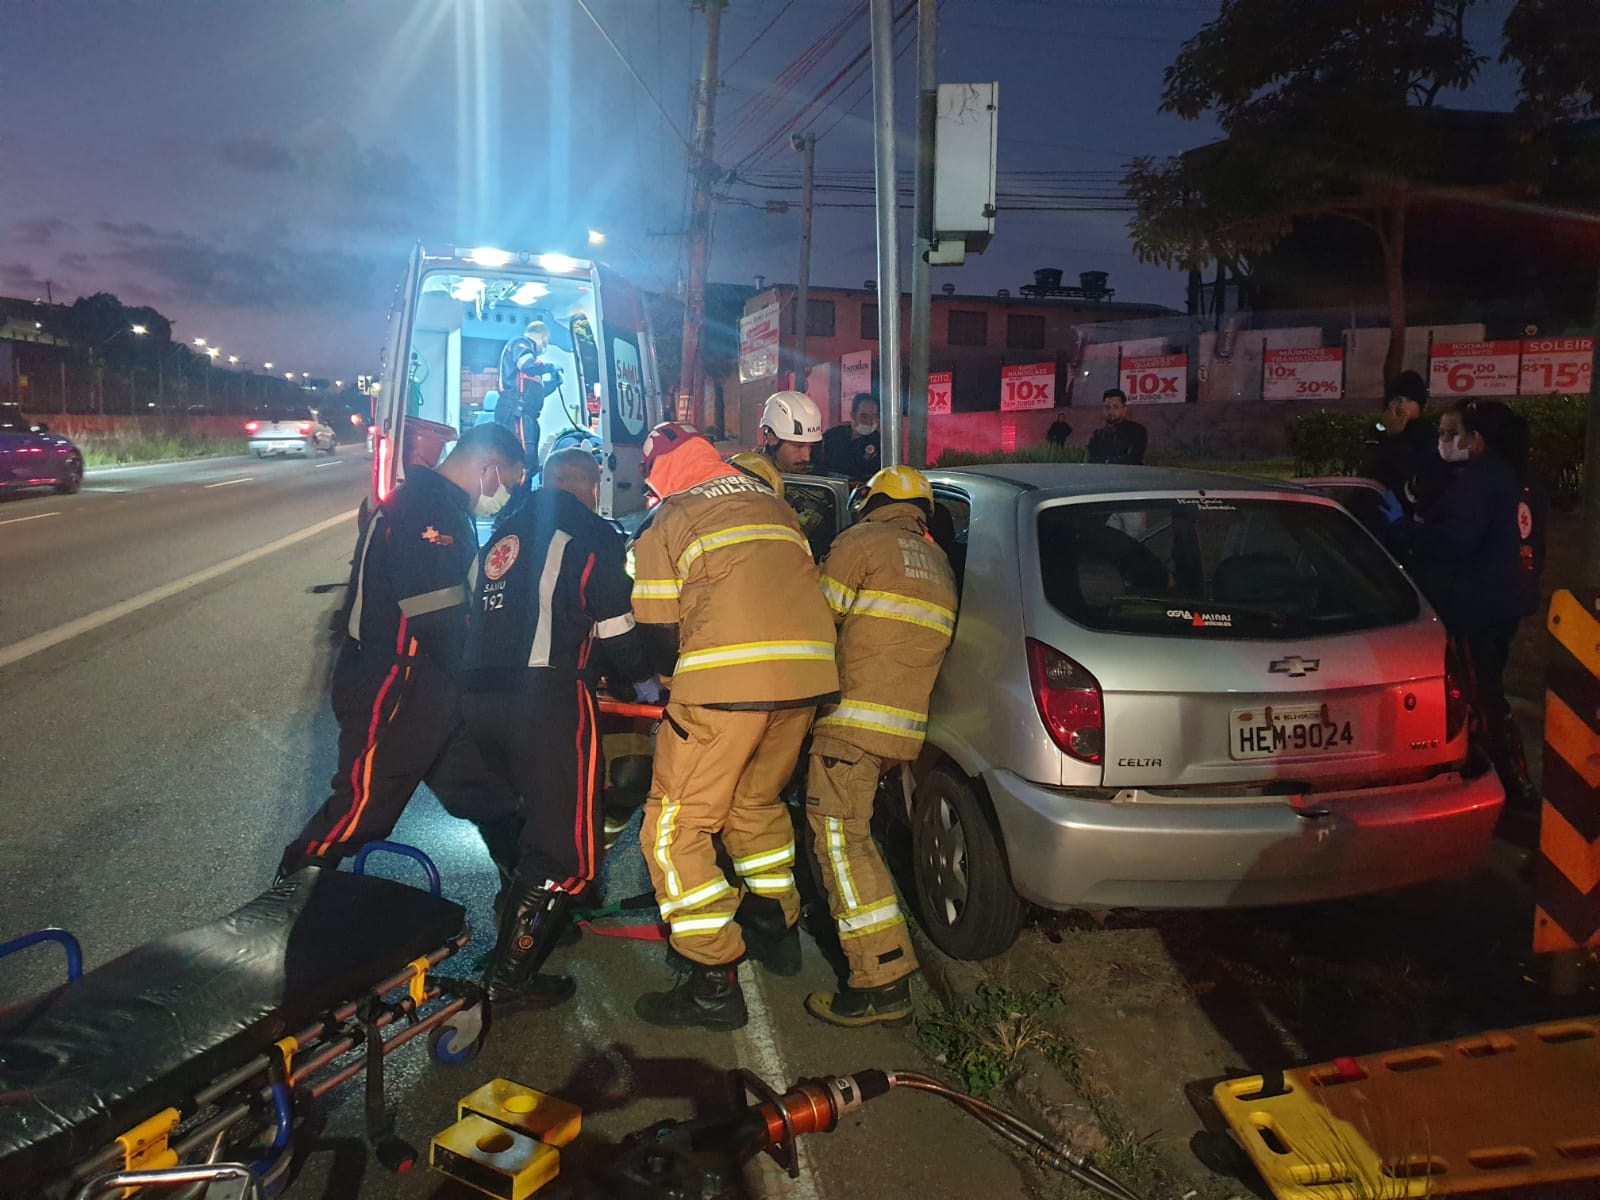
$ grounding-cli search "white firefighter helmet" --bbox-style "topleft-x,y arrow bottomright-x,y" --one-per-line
759,390 -> 824,444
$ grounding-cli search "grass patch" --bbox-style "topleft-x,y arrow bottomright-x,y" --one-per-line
80,436 -> 249,467
917,982 -> 1068,1098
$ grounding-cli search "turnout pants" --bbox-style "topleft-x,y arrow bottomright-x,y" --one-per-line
640,702 -> 812,965
283,661 -> 521,873
461,677 -> 604,896
805,739 -> 917,989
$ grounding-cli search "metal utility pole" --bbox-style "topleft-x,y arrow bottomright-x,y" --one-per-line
794,131 -> 817,389
907,0 -> 937,467
870,0 -> 904,466
678,0 -> 725,429
1583,263 -> 1600,587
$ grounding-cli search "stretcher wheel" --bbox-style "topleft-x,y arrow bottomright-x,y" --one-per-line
429,1012 -> 484,1064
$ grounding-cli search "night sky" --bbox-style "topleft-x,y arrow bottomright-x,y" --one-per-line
1,0 -> 1523,379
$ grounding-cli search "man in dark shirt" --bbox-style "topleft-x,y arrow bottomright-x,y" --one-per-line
1363,370 -> 1440,514
820,393 -> 881,481
1085,388 -> 1148,465
279,424 -> 528,879
1046,415 -> 1073,448
460,448 -> 654,1008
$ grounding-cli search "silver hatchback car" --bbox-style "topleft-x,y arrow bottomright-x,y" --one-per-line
898,465 -> 1504,959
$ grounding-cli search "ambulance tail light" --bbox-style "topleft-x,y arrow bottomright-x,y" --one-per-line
375,433 -> 394,502
244,420 -> 260,434
1026,639 -> 1104,764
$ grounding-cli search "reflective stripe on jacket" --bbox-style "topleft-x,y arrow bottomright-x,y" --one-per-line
814,502 -> 957,759
631,472 -> 839,706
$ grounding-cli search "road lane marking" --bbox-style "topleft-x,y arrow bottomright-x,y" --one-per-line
204,476 -> 255,489
314,459 -> 344,468
0,511 -> 61,528
0,508 -> 358,670
734,962 -> 824,1200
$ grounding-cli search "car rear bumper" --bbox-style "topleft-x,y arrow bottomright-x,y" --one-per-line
984,763 -> 1505,910
249,437 -> 311,454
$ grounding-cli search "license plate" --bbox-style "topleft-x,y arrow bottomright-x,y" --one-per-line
1230,704 -> 1357,760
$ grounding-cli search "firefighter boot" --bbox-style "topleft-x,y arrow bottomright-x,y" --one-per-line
736,893 -> 802,977
485,880 -> 577,1009
805,976 -> 914,1028
635,962 -> 748,1031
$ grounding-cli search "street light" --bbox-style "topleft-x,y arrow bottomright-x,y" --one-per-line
131,324 -> 147,336
194,337 -> 207,347
587,229 -> 606,246
264,361 -> 274,370
228,355 -> 239,365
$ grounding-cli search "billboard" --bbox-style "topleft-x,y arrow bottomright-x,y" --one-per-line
1262,347 -> 1343,401
1000,362 -> 1055,411
840,350 -> 874,401
1519,337 -> 1593,395
1429,340 -> 1520,397
928,370 -> 952,415
738,303 -> 780,382
1121,353 -> 1186,403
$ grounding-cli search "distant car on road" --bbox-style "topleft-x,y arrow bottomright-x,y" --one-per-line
0,403 -> 83,495
245,409 -> 336,458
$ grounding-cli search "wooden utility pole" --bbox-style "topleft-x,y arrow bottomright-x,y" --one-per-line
678,0 -> 725,429
1583,262 -> 1600,587
794,131 -> 817,389
907,0 -> 937,467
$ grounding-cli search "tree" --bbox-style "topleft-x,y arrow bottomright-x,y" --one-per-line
1125,0 -> 1484,385
1502,0 -> 1600,121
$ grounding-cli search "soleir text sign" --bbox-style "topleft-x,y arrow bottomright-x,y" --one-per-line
1121,353 -> 1186,403
1000,362 -> 1055,411
1429,340 -> 1520,397
1520,338 -> 1593,395
928,371 -> 952,415
1262,347 -> 1343,400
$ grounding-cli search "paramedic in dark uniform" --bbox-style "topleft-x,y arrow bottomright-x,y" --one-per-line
461,448 -> 655,1008
278,423 -> 529,881
496,319 -> 562,452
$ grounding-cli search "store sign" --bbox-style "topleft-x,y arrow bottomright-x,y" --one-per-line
1429,340 -> 1520,397
1262,347 -> 1343,400
928,370 -> 952,415
738,302 -> 781,382
1121,353 -> 1186,403
840,350 -> 874,400
1000,362 -> 1055,411
1519,337 -> 1593,395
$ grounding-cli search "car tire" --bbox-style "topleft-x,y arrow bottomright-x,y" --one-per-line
254,448 -> 266,458
910,765 -> 1023,960
55,455 -> 83,495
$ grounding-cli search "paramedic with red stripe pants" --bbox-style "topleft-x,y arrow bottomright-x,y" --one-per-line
278,423 -> 528,880
460,448 -> 654,1008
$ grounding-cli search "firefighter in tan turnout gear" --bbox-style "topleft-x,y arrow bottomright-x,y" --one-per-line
806,465 -> 957,1027
629,422 -> 840,1031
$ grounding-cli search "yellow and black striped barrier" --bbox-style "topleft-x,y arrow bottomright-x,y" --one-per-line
1533,588 -> 1600,970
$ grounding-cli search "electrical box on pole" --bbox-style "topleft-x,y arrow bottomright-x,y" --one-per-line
931,83 -> 998,266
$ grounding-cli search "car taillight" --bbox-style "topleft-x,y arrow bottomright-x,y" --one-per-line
1444,642 -> 1469,742
1026,638 -> 1104,764
298,421 -> 313,434
375,433 -> 393,502
244,421 -> 259,434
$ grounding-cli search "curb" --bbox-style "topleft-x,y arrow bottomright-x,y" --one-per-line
85,452 -> 256,474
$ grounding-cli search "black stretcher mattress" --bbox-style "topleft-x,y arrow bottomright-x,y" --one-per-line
0,868 -> 465,1192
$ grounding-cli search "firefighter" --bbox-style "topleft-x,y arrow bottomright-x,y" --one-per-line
805,465 -> 957,1027
727,450 -> 785,499
459,447 -> 655,1008
757,390 -> 831,557
279,424 -> 528,882
630,422 -> 839,1030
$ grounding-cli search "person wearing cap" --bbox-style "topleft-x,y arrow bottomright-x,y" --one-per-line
629,422 -> 840,1031
1363,369 -> 1440,515
459,447 -> 655,1010
805,465 -> 957,1028
757,390 -> 832,557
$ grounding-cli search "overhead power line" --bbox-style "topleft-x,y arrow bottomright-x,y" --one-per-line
575,0 -> 694,152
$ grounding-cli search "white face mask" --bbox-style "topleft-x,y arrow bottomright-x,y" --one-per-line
853,415 -> 879,436
473,465 -> 511,517
1438,438 -> 1469,463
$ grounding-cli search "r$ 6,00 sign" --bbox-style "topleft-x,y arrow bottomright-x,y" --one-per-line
1121,353 -> 1187,403
1262,347 -> 1343,400
1429,340 -> 1521,397
1000,362 -> 1055,412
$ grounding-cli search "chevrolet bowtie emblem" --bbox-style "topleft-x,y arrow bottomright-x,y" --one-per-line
1269,655 -> 1321,677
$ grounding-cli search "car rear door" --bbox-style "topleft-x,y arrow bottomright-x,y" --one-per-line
1022,491 -> 1457,790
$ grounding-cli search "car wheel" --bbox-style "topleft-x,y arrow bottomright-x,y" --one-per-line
254,448 -> 266,458
55,455 -> 83,494
910,765 -> 1023,960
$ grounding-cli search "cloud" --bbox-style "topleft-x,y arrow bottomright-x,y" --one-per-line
97,220 -> 160,239
15,218 -> 74,245
0,261 -> 48,290
219,135 -> 298,174
59,252 -> 90,271
97,221 -> 386,312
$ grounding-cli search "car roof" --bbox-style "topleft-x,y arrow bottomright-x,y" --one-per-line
929,463 -> 1310,498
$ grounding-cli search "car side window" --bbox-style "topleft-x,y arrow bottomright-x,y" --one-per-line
931,487 -> 970,595
785,480 -> 839,560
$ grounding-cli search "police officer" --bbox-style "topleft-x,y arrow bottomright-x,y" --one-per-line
758,390 -> 832,557
496,320 -> 562,452
279,423 -> 528,880
806,466 -> 957,1027
630,422 -> 839,1030
460,448 -> 654,1008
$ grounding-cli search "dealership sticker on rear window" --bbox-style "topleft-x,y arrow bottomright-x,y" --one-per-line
1176,497 -> 1236,511
484,535 -> 521,581
1167,608 -> 1233,629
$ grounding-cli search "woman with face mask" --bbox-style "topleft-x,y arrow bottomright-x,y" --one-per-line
1391,401 -> 1545,810
1404,402 -> 1470,518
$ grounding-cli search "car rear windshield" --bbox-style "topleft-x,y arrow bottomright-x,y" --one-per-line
1036,497 -> 1419,639
263,410 -> 314,423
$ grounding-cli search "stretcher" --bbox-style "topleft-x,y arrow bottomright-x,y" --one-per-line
0,844 -> 486,1199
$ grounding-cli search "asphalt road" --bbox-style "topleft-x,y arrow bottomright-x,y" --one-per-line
0,454 -> 1044,1200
